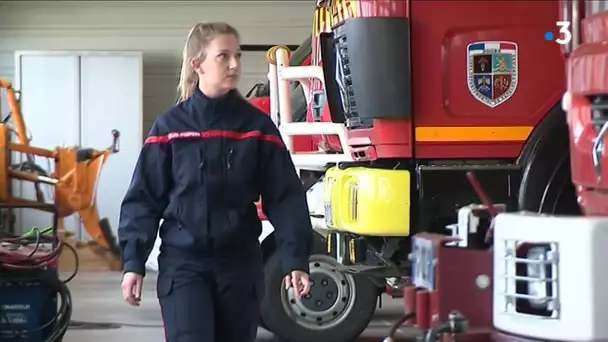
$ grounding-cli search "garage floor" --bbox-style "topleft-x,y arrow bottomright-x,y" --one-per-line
62,272 -> 418,341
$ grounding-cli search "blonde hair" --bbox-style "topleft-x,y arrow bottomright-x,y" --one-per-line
177,22 -> 240,103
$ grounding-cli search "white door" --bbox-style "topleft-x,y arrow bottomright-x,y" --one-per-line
15,53 -> 82,233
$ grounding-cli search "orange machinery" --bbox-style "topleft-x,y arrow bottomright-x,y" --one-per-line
0,78 -> 121,260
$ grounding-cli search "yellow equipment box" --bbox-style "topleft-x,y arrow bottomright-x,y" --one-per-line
323,166 -> 411,236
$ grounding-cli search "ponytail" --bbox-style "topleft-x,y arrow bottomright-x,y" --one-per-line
177,24 -> 201,103
177,56 -> 198,103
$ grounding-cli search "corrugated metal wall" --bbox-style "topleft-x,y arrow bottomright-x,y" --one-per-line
0,0 -> 313,134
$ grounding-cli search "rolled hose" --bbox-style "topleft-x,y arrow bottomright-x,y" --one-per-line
266,45 -> 292,65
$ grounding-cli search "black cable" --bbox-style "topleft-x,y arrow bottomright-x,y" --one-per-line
386,312 -> 416,340
44,233 -> 149,331
56,237 -> 116,330
60,241 -> 79,284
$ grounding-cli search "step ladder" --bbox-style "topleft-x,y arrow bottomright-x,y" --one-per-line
266,45 -> 352,171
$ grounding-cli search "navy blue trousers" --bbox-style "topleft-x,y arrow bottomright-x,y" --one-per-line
156,244 -> 265,342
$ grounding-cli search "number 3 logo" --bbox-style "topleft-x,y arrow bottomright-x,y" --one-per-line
556,21 -> 572,45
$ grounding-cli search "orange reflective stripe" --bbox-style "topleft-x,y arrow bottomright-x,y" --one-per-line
415,126 -> 533,142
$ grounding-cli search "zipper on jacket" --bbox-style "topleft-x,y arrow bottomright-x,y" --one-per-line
220,120 -> 227,181
198,149 -> 205,185
227,148 -> 234,171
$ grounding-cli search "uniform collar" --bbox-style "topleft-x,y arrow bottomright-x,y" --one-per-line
193,87 -> 235,104
188,87 -> 238,120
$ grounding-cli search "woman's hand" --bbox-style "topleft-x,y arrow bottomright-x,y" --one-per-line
121,272 -> 144,306
284,270 -> 311,298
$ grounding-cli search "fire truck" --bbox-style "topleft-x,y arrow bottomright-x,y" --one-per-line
385,0 -> 608,341
291,0 -> 578,340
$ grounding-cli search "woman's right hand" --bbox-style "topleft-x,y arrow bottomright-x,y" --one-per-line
121,272 -> 144,306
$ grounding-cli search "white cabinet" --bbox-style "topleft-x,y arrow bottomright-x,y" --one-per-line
14,51 -> 143,240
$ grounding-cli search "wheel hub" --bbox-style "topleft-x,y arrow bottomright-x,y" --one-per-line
301,271 -> 339,312
281,256 -> 357,330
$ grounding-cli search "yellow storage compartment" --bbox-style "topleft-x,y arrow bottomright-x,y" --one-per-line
324,166 -> 411,236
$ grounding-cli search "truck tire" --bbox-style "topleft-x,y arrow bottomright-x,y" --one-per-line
518,104 -> 579,215
260,235 -> 378,342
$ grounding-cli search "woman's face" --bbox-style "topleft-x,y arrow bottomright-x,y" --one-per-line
195,34 -> 242,96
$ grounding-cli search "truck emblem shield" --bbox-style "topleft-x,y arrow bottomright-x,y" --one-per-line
467,41 -> 518,108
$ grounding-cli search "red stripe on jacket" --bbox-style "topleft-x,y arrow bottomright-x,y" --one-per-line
144,130 -> 284,147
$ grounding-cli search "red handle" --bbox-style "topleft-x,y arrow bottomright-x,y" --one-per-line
465,172 -> 497,218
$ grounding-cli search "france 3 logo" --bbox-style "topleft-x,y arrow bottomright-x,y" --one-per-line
547,21 -> 572,45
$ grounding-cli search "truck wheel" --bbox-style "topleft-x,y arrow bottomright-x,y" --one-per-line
260,238 -> 378,342
518,104 -> 579,215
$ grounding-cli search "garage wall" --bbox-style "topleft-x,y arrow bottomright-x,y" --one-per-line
0,0 -> 313,134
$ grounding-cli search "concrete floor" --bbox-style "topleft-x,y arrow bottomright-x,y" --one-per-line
62,272 -> 418,341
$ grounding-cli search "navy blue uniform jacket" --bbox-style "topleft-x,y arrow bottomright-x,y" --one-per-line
118,89 -> 313,276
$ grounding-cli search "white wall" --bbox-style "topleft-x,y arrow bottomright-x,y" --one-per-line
0,0 -> 313,133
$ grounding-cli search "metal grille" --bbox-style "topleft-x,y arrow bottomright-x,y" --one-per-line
333,29 -> 360,127
590,98 -> 608,180
410,237 -> 436,290
311,92 -> 326,122
590,96 -> 608,132
499,239 -> 560,319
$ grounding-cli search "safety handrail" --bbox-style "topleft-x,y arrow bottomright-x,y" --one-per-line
266,45 -> 352,171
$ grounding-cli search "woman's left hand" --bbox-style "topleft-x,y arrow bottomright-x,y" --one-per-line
285,270 -> 311,298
